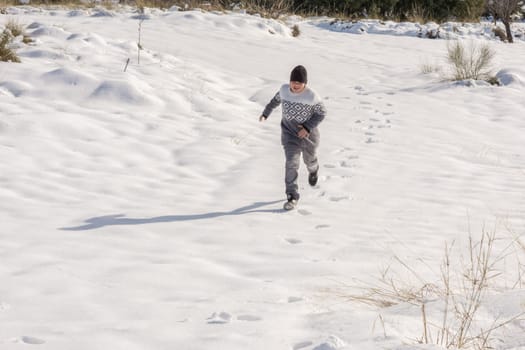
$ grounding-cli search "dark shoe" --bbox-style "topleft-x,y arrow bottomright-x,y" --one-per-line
308,170 -> 318,186
283,193 -> 298,210
283,198 -> 298,210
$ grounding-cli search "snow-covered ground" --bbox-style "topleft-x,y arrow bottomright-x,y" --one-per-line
1,6 -> 525,350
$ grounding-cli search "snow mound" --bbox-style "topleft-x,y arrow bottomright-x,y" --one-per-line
66,33 -> 84,41
82,33 -> 108,46
317,18 -> 522,41
249,86 -> 281,105
20,336 -> 46,345
313,335 -> 346,350
41,68 -> 98,87
30,26 -> 70,39
2,6 -> 25,15
496,69 -> 525,87
454,79 -> 492,87
64,33 -> 110,56
68,9 -> 89,17
165,10 -> 291,37
27,22 -> 44,30
207,311 -> 232,324
0,80 -> 32,97
88,80 -> 157,106
320,19 -> 420,36
229,15 -> 292,36
18,49 -> 68,60
90,7 -> 116,17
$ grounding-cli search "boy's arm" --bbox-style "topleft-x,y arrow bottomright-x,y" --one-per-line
260,92 -> 281,120
302,101 -> 326,132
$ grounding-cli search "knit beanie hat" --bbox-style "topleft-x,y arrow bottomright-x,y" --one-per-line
290,65 -> 307,84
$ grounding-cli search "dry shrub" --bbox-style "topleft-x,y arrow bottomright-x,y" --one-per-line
5,18 -> 24,37
0,19 -> 34,62
406,3 -> 430,23
493,26 -> 507,42
446,40 -> 495,82
347,229 -> 525,349
291,24 -> 300,37
420,62 -> 442,75
0,29 -> 20,62
242,0 -> 293,18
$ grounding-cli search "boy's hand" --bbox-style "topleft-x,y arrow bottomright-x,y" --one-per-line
259,115 -> 267,122
297,125 -> 309,139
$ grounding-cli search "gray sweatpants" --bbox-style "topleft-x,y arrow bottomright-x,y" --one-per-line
282,128 -> 320,200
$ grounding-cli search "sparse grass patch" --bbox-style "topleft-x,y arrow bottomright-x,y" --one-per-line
420,60 -> 442,75
5,18 -> 33,44
1,19 -> 33,63
5,18 -> 24,37
132,0 -> 226,12
405,3 -> 431,23
241,0 -> 293,18
347,228 -> 525,349
291,24 -> 300,37
485,75 -> 500,86
22,34 -> 33,44
0,29 -> 20,62
446,40 -> 496,82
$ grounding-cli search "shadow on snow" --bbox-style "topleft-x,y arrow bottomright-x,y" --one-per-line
60,200 -> 285,231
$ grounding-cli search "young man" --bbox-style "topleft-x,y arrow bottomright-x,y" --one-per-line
259,65 -> 327,210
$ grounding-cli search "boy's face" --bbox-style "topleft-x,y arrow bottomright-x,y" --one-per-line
290,81 -> 306,94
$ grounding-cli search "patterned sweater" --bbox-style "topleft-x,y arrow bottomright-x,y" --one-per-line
262,84 -> 327,137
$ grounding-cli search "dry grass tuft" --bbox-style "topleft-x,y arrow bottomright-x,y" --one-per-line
1,19 -> 34,63
420,61 -> 442,75
5,18 -> 24,37
347,229 -> 525,349
0,29 -> 20,62
291,24 -> 300,37
446,40 -> 495,82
